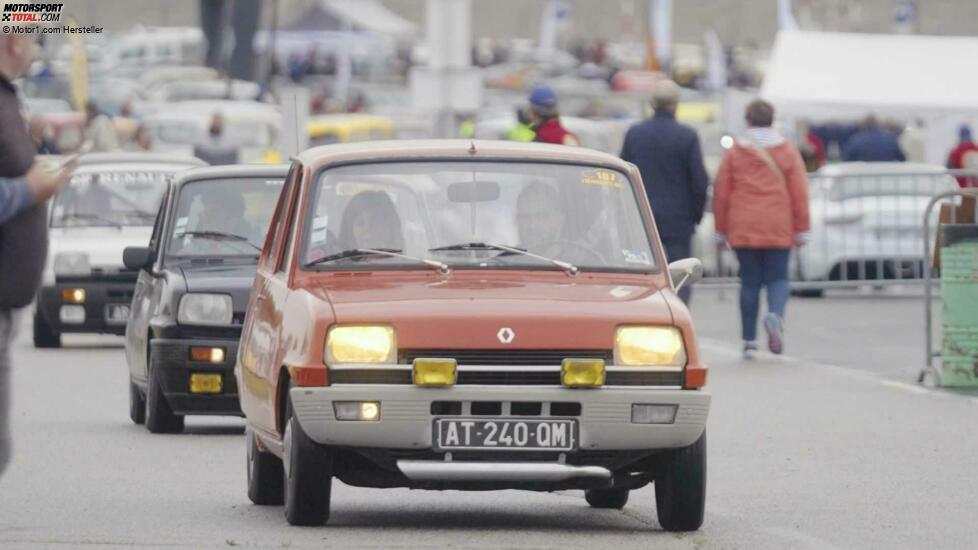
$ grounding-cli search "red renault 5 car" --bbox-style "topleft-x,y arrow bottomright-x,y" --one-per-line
236,140 -> 709,529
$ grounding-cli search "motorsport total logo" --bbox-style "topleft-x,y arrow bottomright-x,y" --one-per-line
2,3 -> 63,23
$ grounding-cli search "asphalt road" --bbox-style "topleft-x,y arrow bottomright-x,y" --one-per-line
1,288 -> 976,549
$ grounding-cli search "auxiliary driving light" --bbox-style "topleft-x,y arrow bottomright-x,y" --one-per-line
190,347 -> 225,364
631,404 -> 678,424
561,359 -> 605,388
412,358 -> 457,387
333,401 -> 381,422
59,305 -> 85,324
189,373 -> 222,394
61,288 -> 86,303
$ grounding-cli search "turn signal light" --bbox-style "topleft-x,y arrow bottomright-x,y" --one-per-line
413,358 -> 457,387
190,347 -> 225,364
61,288 -> 86,303
333,401 -> 381,421
561,359 -> 605,388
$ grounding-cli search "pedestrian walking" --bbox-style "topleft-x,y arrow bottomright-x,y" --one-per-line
946,124 -> 978,188
620,80 -> 709,304
713,99 -> 810,358
527,85 -> 579,146
0,32 -> 75,477
842,115 -> 906,162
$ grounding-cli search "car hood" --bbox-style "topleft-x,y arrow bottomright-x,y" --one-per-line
180,263 -> 257,312
48,226 -> 153,268
304,272 -> 674,350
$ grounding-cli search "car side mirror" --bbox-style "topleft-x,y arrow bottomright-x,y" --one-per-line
668,258 -> 703,293
123,246 -> 155,271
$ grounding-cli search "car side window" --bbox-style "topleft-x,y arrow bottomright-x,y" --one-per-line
277,169 -> 302,274
148,184 -> 171,253
262,165 -> 298,272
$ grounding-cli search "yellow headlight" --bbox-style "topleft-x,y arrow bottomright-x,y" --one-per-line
614,326 -> 687,366
326,325 -> 396,364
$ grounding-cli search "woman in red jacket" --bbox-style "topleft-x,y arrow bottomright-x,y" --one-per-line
713,100 -> 810,358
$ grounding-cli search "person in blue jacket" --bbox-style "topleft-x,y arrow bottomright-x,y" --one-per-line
842,116 -> 906,162
620,80 -> 709,304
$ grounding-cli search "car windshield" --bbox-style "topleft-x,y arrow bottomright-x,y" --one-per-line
302,161 -> 658,273
828,174 -> 956,201
51,169 -> 170,228
166,176 -> 284,259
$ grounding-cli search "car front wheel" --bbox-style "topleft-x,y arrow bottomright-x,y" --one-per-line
247,426 -> 284,505
283,383 -> 332,526
655,431 -> 706,532
33,312 -> 61,348
129,380 -> 145,425
144,356 -> 184,434
585,487 -> 629,509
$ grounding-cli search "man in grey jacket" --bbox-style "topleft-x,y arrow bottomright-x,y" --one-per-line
0,32 -> 75,477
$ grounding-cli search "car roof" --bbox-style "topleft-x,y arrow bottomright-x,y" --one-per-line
78,153 -> 207,168
173,164 -> 290,187
816,162 -> 946,176
295,139 -> 632,172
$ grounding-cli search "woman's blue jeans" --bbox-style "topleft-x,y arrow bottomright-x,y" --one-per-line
734,248 -> 791,342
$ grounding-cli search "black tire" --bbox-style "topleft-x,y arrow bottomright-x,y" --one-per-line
283,384 -> 332,526
585,487 -> 629,509
247,427 -> 284,505
144,355 -> 184,434
33,312 -> 61,348
129,380 -> 145,425
655,431 -> 706,532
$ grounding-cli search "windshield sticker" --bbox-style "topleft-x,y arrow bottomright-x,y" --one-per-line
622,249 -> 651,265
310,215 -> 329,244
581,169 -> 625,189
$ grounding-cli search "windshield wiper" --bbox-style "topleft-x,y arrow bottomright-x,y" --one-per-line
307,248 -> 449,274
429,242 -> 578,275
178,231 -> 261,252
60,212 -> 122,229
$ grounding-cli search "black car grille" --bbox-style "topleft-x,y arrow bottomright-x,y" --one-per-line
400,349 -> 611,366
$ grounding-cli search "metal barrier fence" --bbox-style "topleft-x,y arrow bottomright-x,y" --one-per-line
697,168 -> 978,291
918,188 -> 978,386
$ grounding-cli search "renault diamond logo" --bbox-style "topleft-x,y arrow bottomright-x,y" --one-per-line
497,327 -> 515,344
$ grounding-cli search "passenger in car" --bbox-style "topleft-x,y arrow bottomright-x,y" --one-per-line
515,182 -> 568,257
337,190 -> 405,252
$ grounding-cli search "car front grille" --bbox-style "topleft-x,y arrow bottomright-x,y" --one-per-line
329,349 -> 683,387
400,349 -> 611,366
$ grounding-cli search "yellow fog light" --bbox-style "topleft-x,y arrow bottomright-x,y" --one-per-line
614,326 -> 687,366
61,288 -> 86,303
326,325 -> 396,364
561,358 -> 605,388
189,373 -> 222,394
190,347 -> 225,364
412,358 -> 457,387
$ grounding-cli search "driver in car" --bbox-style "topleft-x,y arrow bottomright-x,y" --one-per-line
180,188 -> 257,255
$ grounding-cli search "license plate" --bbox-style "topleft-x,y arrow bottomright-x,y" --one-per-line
105,304 -> 130,324
433,418 -> 577,451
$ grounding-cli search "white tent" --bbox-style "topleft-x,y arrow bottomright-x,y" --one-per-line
761,30 -> 978,163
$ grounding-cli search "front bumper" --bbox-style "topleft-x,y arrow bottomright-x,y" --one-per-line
289,385 -> 709,451
150,337 -> 242,416
37,282 -> 134,335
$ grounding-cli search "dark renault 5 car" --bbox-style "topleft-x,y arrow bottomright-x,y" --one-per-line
124,164 -> 288,433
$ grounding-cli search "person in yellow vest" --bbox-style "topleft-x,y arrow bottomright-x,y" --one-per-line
506,107 -> 536,142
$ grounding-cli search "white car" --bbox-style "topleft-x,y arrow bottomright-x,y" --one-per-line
472,115 -> 632,155
798,162 -> 956,285
33,154 -> 206,348
693,162 -> 957,290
